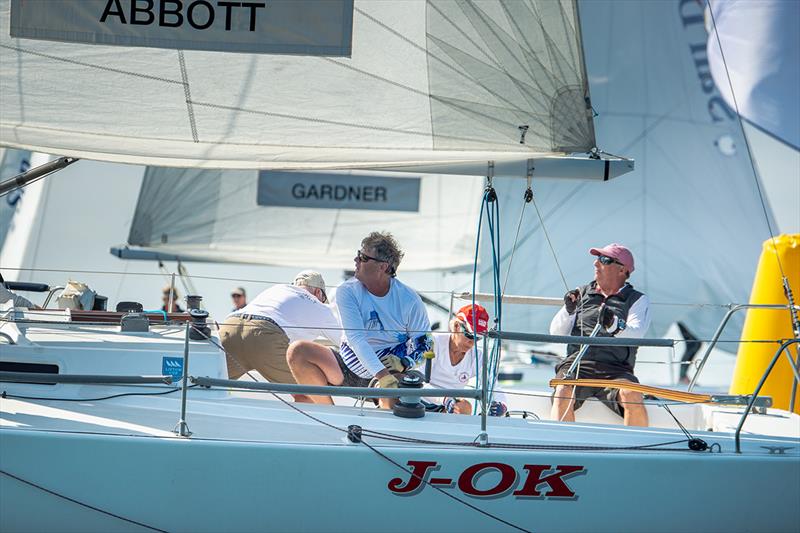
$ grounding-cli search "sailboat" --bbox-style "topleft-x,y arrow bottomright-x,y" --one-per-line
1,1 -> 798,532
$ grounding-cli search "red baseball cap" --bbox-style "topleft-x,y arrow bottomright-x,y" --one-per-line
456,304 -> 489,334
589,243 -> 635,273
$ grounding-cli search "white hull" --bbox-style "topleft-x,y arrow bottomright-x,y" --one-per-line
2,395 -> 799,533
2,313 -> 799,532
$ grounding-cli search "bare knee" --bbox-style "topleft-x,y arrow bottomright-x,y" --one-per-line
617,389 -> 643,407
287,340 -> 316,368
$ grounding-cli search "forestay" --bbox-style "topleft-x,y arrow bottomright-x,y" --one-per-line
115,167 -> 484,270
0,0 -> 629,179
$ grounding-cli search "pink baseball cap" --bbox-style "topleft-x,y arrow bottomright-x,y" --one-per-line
589,243 -> 635,273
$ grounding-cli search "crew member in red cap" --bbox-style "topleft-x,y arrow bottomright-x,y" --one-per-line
550,243 -> 651,426
422,304 -> 507,416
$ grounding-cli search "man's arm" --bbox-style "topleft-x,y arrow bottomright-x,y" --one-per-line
314,304 -> 342,345
616,294 -> 651,339
550,306 -> 576,335
336,285 -> 386,376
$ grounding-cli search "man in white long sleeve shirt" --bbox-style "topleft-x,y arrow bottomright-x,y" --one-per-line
550,243 -> 651,426
220,270 -> 339,384
287,232 -> 432,408
424,304 -> 508,416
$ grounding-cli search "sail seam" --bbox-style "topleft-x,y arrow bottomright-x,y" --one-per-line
0,44 -> 183,85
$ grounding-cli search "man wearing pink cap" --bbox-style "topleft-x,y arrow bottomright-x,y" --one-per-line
550,243 -> 651,426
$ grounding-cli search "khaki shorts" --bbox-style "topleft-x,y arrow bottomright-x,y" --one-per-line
219,315 -> 294,384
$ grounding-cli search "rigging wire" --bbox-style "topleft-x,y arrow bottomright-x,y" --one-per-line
530,192 -> 570,293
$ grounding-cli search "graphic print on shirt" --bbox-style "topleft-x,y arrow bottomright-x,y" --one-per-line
366,310 -> 384,331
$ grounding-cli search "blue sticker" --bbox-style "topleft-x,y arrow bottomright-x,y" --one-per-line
162,356 -> 184,384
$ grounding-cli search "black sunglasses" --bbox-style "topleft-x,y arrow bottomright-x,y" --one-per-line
458,321 -> 476,340
355,250 -> 385,263
597,255 -> 623,267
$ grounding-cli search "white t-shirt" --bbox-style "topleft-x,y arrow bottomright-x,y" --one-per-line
425,332 -> 506,404
334,277 -> 430,377
232,284 -> 340,344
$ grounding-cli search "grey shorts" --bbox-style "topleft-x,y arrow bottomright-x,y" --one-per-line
553,364 -> 639,418
333,349 -> 373,388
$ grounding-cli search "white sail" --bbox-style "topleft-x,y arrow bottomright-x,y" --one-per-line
485,0 -> 779,343
0,0 -> 632,179
706,0 -> 800,150
117,167 -> 483,271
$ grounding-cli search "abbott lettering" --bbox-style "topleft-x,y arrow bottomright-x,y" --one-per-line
100,0 -> 266,31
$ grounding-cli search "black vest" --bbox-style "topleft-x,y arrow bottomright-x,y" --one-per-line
564,281 -> 644,370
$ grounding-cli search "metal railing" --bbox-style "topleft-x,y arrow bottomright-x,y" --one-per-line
735,339 -> 800,453
3,301 -> 798,452
688,303 -> 800,392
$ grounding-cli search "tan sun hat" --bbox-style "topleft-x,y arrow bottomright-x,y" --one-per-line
293,270 -> 327,302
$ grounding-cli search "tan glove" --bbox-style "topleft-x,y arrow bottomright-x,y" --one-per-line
384,355 -> 406,373
373,374 -> 399,389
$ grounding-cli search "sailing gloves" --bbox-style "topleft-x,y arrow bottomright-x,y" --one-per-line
489,400 -> 508,417
563,289 -> 581,314
373,374 -> 399,389
442,398 -> 507,417
385,354 -> 413,373
600,306 -> 627,336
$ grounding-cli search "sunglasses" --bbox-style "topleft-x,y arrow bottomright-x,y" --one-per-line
597,255 -> 623,267
355,250 -> 385,263
458,321 -> 477,340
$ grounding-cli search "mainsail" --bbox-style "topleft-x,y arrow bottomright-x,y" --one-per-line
116,167 -> 483,271
485,0 -> 779,343
0,0 -> 630,179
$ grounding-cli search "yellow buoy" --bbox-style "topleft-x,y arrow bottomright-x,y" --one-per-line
730,234 -> 800,412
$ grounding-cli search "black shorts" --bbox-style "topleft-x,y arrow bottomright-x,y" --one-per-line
333,349 -> 373,388
553,362 -> 639,418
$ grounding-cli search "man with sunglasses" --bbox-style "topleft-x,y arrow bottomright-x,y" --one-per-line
287,232 -> 431,408
220,270 -> 339,386
423,304 -> 508,416
550,243 -> 651,426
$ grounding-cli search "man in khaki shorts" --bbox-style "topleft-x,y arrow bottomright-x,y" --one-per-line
220,271 -> 340,383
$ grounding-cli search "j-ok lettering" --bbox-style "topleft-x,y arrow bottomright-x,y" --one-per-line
100,0 -> 266,31
388,460 -> 585,499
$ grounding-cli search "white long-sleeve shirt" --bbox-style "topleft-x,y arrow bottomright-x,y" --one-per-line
334,277 -> 430,377
232,284 -> 340,344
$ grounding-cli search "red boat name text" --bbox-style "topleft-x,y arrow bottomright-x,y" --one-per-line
388,461 -> 585,499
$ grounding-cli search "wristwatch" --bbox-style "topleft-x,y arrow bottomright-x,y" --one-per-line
609,317 -> 627,336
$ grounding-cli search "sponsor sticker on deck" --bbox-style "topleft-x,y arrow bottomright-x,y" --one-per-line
162,356 -> 184,384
